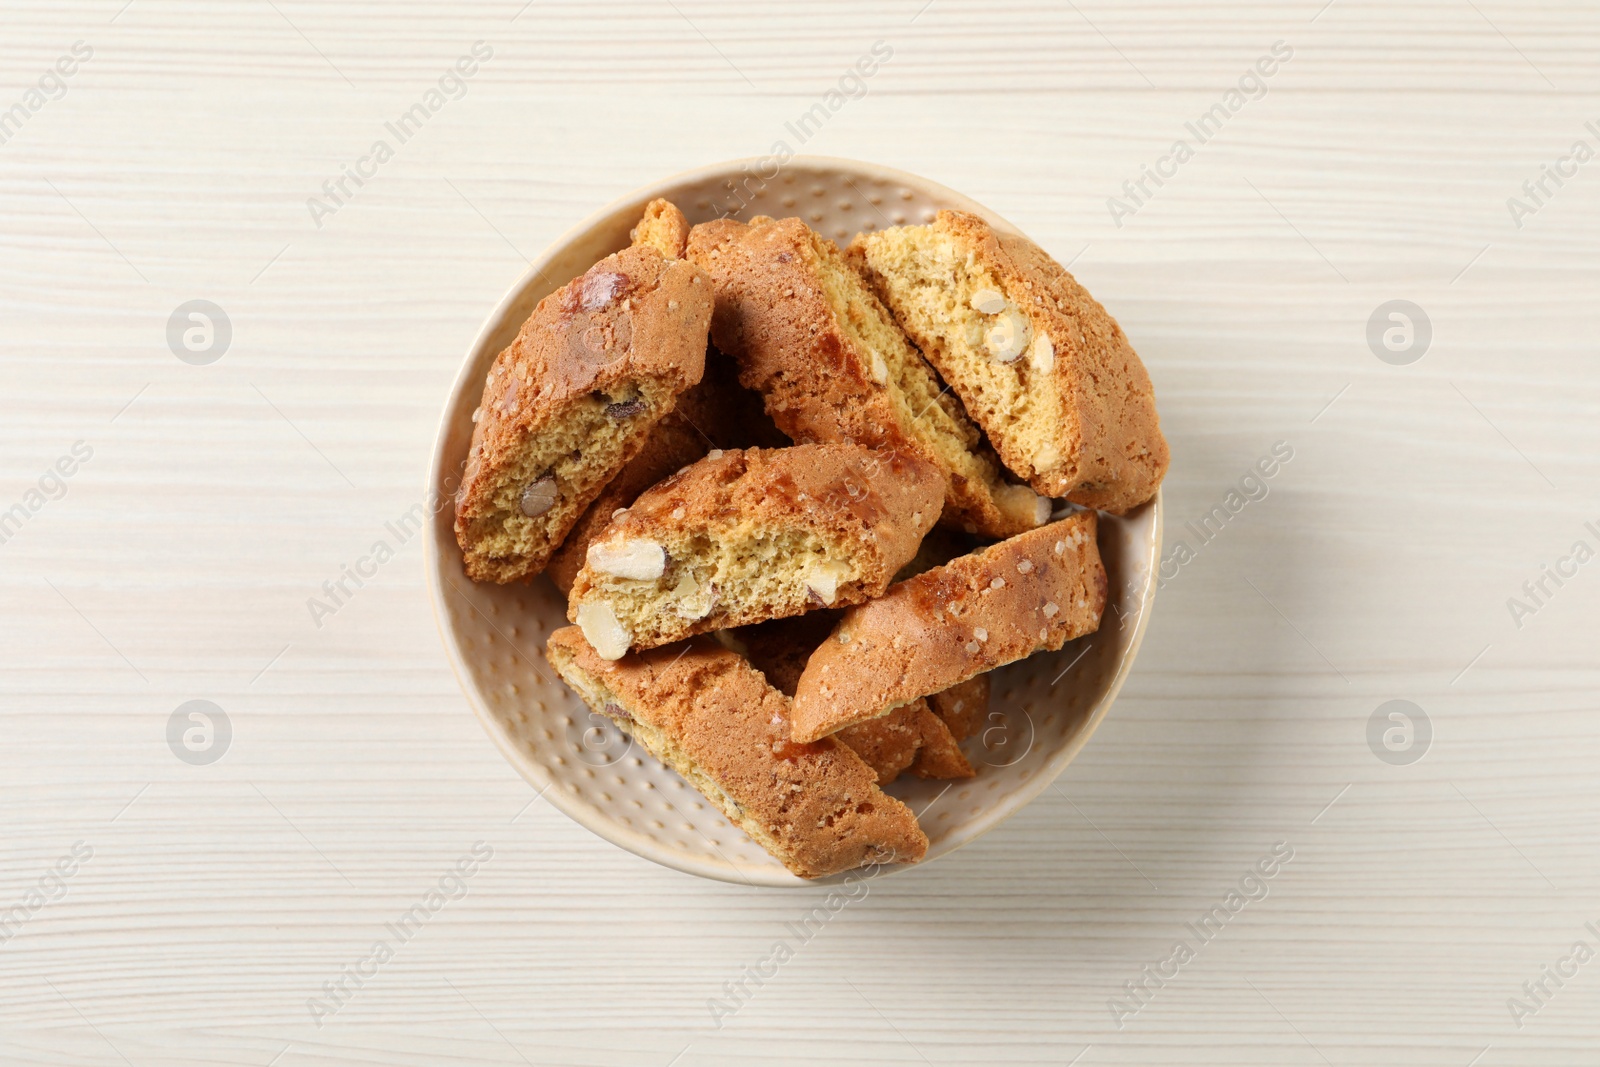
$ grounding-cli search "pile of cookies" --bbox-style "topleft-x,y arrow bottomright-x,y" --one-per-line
454,199 -> 1168,879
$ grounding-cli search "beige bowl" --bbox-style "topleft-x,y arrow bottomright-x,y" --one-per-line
425,157 -> 1162,887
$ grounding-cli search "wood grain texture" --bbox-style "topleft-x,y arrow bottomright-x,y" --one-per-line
1,0 -> 1598,1064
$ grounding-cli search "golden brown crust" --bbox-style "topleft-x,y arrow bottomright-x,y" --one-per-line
791,511 -> 1106,742
857,211 -> 1168,514
546,627 -> 928,879
454,245 -> 712,582
630,198 -> 690,259
907,707 -> 974,779
567,443 -> 947,650
686,215 -> 1043,538
929,674 -> 989,743
546,348 -> 787,593
836,708 -> 929,785
739,613 -> 972,784
737,613 -> 915,784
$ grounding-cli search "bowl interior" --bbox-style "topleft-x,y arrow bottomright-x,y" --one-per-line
425,158 -> 1161,887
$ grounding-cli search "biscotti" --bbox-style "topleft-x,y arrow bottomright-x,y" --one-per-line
546,347 -> 786,593
630,198 -> 691,259
791,510 -> 1106,742
738,614 -> 973,785
929,674 -> 989,743
454,244 -> 712,582
543,406 -> 708,595
850,211 -> 1168,515
545,626 -> 928,879
566,443 -> 945,658
686,215 -> 1050,539
907,713 -> 974,780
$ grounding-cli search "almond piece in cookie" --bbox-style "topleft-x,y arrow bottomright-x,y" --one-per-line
738,613 -> 973,785
453,243 -> 713,583
850,210 -> 1169,515
566,443 -> 945,658
686,215 -> 1050,538
545,627 -> 928,879
791,511 -> 1106,743
546,346 -> 787,593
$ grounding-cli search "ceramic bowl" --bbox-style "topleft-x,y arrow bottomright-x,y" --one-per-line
425,156 -> 1161,886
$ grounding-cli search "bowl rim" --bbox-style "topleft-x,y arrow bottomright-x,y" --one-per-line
423,155 -> 1162,887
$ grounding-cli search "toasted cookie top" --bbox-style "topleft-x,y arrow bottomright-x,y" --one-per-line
565,443 -> 948,656
687,215 -> 1048,538
791,511 -> 1106,742
546,626 -> 928,879
600,442 -> 943,555
457,244 -> 712,513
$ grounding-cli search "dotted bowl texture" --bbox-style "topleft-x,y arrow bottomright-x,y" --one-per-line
425,157 -> 1162,887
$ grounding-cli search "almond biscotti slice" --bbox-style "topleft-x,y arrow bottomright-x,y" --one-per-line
738,614 -> 972,785
545,627 -> 928,879
791,510 -> 1106,742
850,210 -> 1169,515
453,243 -> 713,583
686,215 -> 1050,539
566,443 -> 945,658
546,346 -> 787,593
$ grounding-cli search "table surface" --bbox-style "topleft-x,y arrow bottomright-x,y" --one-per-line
3,2 -> 1597,1064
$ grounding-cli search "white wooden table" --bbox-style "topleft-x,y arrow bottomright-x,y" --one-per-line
3,2 -> 1597,1063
